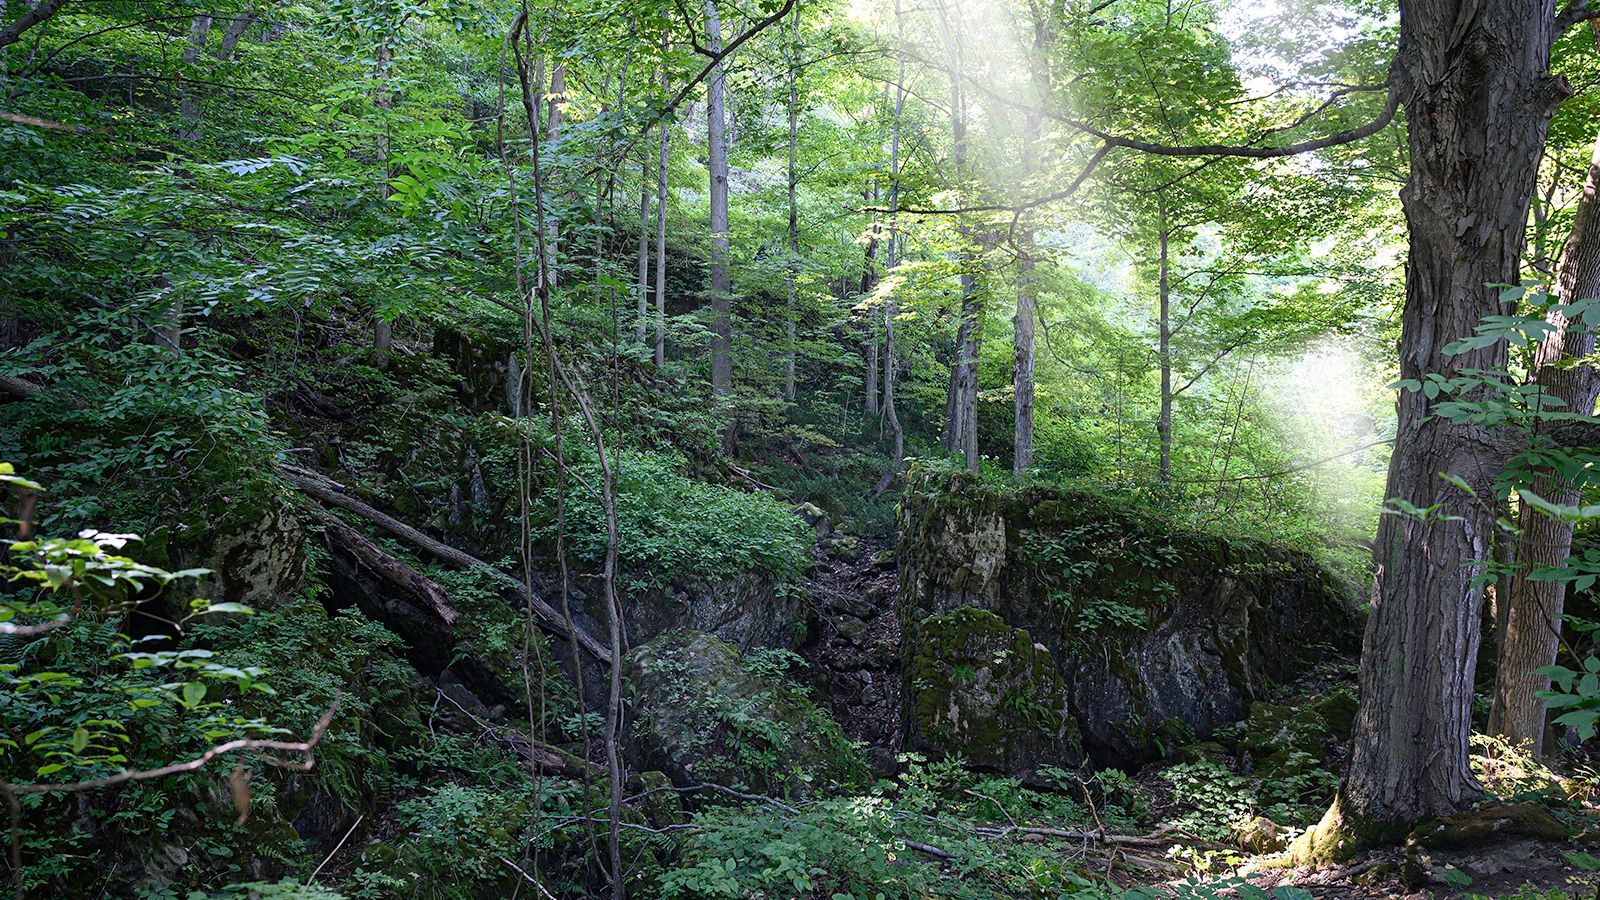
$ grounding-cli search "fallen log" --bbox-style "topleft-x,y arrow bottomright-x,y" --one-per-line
276,463 -> 611,666
0,375 -> 611,666
310,504 -> 460,627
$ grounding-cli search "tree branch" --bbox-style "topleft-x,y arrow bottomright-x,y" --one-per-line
0,0 -> 68,51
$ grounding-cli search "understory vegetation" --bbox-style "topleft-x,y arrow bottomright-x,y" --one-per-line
6,0 -> 1600,898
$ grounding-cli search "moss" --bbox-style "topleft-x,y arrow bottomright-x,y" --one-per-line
904,606 -> 1082,776
1289,795 -> 1414,865
1408,802 -> 1569,849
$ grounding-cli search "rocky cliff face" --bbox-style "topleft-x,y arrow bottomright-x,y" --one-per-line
898,468 -> 1362,772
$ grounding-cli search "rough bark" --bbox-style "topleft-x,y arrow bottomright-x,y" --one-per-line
863,207 -> 881,420
1337,0 -> 1569,833
1489,128 -> 1600,755
705,0 -> 732,400
179,15 -> 213,137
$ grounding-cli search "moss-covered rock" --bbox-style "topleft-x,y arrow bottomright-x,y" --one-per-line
167,478 -> 306,610
903,606 -> 1083,780
1408,802 -> 1569,849
898,466 -> 1361,766
1242,695 -> 1355,758
625,630 -> 867,797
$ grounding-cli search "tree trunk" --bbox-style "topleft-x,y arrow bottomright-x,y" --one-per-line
1015,242 -> 1037,475
936,3 -> 978,472
544,62 -> 565,291
655,54 -> 670,368
637,155 -> 651,344
863,200 -> 881,420
1157,207 -> 1172,484
178,14 -> 212,140
1489,128 -> 1600,756
217,11 -> 257,59
784,4 -> 800,400
1322,0 -> 1569,842
373,39 -> 394,363
705,0 -> 732,401
1014,12 -> 1047,476
883,0 -> 905,464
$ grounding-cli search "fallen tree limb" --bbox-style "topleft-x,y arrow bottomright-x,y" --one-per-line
0,375 -> 611,666
276,463 -> 612,665
0,375 -> 45,401
310,504 -> 460,627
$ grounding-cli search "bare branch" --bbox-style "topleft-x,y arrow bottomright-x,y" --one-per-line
6,700 -> 339,796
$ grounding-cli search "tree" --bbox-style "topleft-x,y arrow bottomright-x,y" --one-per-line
1490,126 -> 1600,756
706,0 -> 733,405
1301,0 -> 1585,850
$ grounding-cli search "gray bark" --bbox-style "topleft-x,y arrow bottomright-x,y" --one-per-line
1489,128 -> 1600,755
883,0 -> 905,464
655,59 -> 670,367
1157,207 -> 1172,484
784,4 -> 800,399
637,156 -> 651,344
1341,0 -> 1569,828
705,0 -> 732,400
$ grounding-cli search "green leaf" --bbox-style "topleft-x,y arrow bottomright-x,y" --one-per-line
181,681 -> 207,708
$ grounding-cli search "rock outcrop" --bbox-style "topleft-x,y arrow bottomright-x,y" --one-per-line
899,467 -> 1362,771
625,629 -> 867,797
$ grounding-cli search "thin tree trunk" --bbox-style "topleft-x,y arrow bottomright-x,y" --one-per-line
784,4 -> 800,399
1157,204 -> 1172,484
217,11 -> 257,59
177,14 -> 212,140
863,187 -> 881,420
373,39 -> 395,362
1318,0 -> 1567,842
935,0 -> 978,471
545,63 -> 565,291
1015,239 -> 1037,475
637,156 -> 650,344
1489,128 -> 1600,756
705,0 -> 732,406
883,0 -> 905,464
655,53 -> 670,367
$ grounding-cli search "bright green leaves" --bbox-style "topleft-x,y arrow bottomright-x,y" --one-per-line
1535,656 -> 1600,741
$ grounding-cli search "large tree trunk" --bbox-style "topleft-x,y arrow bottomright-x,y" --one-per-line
705,0 -> 732,402
1316,0 -> 1569,846
1489,128 -> 1600,755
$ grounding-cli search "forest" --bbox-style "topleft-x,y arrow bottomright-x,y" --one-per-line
6,0 -> 1600,896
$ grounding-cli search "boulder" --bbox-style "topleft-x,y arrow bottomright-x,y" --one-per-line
626,573 -> 804,653
625,629 -> 867,797
166,480 -> 306,610
903,606 -> 1083,780
898,467 -> 1361,766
